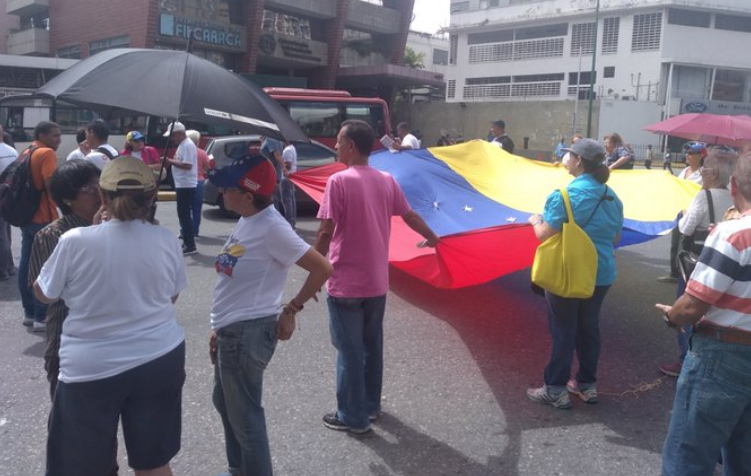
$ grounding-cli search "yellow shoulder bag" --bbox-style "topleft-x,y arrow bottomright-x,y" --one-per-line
531,187 -> 597,298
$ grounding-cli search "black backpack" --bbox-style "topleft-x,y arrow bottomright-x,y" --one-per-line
0,146 -> 41,227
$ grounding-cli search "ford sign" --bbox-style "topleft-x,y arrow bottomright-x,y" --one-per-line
685,102 -> 708,113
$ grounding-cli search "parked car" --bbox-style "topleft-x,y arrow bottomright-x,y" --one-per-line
203,135 -> 336,214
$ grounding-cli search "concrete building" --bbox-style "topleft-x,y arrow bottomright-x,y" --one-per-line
2,0 -> 443,99
404,30 -> 450,102
445,0 -> 751,146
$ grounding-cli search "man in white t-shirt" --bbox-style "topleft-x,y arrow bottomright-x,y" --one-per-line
65,128 -> 90,162
281,142 -> 298,228
0,124 -> 18,280
393,122 -> 420,151
83,120 -> 119,169
165,121 -> 198,254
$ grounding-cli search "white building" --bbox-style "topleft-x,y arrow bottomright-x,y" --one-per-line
446,0 -> 751,144
405,31 -> 450,102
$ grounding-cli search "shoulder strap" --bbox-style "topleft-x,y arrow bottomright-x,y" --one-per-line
705,189 -> 715,224
582,186 -> 610,228
96,146 -> 117,160
560,188 -> 574,224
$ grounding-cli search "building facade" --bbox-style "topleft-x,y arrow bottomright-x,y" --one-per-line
3,0 -> 443,99
446,0 -> 751,121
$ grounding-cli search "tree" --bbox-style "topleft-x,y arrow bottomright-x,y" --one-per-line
403,46 -> 425,69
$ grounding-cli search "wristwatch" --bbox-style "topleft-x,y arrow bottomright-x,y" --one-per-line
663,311 -> 677,328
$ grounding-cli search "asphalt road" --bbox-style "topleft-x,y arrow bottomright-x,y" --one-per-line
0,203 -> 699,476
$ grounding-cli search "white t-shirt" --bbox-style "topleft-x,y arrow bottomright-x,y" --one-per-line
401,133 -> 420,150
0,142 -> 18,175
678,166 -> 703,184
679,188 -> 733,235
36,219 -> 187,383
282,144 -> 298,174
211,206 -> 309,330
66,148 -> 86,162
173,137 -> 198,188
84,143 -> 119,169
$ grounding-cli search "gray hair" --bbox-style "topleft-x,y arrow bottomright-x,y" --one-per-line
735,151 -> 751,201
186,129 -> 201,145
705,149 -> 737,188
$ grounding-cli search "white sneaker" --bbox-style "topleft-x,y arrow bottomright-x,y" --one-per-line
32,321 -> 46,333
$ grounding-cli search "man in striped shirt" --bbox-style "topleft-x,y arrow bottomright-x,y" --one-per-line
656,152 -> 751,476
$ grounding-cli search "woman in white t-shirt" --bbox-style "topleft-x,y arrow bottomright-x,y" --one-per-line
34,157 -> 186,476
207,155 -> 332,476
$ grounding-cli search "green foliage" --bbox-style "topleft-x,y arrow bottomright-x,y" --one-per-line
403,46 -> 425,69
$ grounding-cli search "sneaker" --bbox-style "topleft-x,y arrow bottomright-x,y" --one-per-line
658,362 -> 682,378
527,386 -> 572,409
657,275 -> 678,283
22,316 -> 34,327
566,380 -> 599,404
32,321 -> 46,333
368,411 -> 382,422
182,245 -> 197,256
323,412 -> 372,434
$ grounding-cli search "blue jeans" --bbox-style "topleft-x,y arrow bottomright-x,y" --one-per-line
0,218 -> 13,279
675,276 -> 694,361
327,295 -> 386,430
19,222 -> 48,322
662,335 -> 751,476
192,180 -> 204,236
543,285 -> 610,393
280,179 -> 296,228
212,317 -> 278,476
175,188 -> 195,249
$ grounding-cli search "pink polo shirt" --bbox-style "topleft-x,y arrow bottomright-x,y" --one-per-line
318,165 -> 411,298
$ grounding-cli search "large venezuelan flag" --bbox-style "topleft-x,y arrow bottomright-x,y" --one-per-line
291,140 -> 700,289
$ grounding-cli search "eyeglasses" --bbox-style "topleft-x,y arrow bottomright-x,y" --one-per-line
79,182 -> 100,194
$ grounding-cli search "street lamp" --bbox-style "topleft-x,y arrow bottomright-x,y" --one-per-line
586,0 -> 600,137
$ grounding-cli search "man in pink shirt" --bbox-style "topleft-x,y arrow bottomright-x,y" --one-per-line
315,119 -> 439,434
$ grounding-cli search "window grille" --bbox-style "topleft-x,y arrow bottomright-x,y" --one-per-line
601,17 -> 619,54
632,12 -> 662,52
511,82 -> 561,97
512,38 -> 564,60
449,35 -> 458,64
603,66 -> 615,78
447,80 -> 456,99
469,43 -> 513,63
571,22 -> 595,56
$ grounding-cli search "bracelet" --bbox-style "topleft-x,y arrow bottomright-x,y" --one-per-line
531,218 -> 543,226
288,300 -> 304,312
663,311 -> 677,328
282,306 -> 297,316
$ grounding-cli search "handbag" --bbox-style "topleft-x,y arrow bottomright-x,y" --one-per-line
676,189 -> 715,280
531,187 -> 598,298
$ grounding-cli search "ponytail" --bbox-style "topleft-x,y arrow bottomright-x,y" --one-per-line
584,161 -> 610,184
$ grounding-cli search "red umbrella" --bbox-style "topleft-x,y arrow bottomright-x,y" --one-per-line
644,113 -> 751,147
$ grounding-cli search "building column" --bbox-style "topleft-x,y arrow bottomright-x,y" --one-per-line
239,0 -> 266,74
382,0 -> 415,66
309,0 -> 351,90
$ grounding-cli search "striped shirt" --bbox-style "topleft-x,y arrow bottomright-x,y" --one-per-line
686,213 -> 751,332
28,214 -> 91,360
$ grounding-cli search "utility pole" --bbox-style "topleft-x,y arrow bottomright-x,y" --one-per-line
586,0 -> 600,137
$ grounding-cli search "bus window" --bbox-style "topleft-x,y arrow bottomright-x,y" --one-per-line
287,102 -> 340,140
343,105 -> 386,137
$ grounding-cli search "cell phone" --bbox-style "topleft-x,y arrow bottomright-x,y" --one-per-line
149,202 -> 158,222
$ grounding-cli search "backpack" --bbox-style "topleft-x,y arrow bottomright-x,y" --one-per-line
96,146 -> 118,160
0,146 -> 41,227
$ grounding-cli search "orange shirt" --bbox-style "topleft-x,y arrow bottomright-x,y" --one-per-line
29,141 -> 59,224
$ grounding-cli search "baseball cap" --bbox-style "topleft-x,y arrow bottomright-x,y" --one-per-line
126,131 -> 145,142
100,156 -> 157,192
163,121 -> 186,137
491,119 -> 506,128
208,156 -> 277,197
684,142 -> 707,157
561,138 -> 606,163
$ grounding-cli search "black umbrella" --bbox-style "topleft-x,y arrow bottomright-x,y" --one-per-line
33,48 -> 306,142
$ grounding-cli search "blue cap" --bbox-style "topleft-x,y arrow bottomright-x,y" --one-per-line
126,131 -> 145,142
684,142 -> 707,156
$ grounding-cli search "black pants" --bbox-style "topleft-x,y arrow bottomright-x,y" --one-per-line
176,187 -> 196,249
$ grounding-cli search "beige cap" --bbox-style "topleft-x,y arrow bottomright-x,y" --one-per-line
100,156 -> 157,192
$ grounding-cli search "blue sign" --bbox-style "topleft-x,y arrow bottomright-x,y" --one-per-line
684,101 -> 708,113
159,14 -> 243,49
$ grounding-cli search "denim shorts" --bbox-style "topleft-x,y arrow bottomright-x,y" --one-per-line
47,342 -> 186,475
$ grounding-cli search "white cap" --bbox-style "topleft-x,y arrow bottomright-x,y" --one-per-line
163,121 -> 186,137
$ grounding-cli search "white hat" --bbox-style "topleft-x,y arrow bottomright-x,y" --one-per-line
163,121 -> 186,137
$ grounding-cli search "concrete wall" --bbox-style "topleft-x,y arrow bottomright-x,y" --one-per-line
394,99 -> 600,157
598,98 -> 662,148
